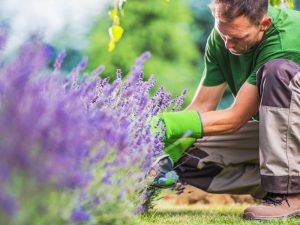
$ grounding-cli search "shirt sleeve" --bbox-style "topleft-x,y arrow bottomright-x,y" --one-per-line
246,30 -> 285,85
201,30 -> 226,86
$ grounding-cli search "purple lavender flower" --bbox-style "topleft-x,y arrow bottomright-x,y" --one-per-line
68,56 -> 89,78
130,51 -> 152,80
101,169 -> 114,185
141,51 -> 151,61
53,50 -> 66,70
0,193 -> 17,216
0,24 -> 8,52
91,65 -> 105,77
71,207 -> 90,223
116,68 -> 122,79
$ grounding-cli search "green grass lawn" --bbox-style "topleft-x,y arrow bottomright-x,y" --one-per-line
140,200 -> 300,225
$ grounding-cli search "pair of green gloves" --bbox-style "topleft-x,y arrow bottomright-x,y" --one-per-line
152,110 -> 203,163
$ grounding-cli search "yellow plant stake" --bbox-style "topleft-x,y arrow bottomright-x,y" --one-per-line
108,1 -> 125,52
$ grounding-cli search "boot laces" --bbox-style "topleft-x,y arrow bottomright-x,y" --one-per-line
263,193 -> 290,207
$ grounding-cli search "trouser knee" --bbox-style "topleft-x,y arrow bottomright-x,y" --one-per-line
256,59 -> 300,108
174,147 -> 223,192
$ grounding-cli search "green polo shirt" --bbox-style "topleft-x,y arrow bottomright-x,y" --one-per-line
202,6 -> 300,96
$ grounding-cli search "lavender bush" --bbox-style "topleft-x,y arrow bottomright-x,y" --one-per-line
0,32 -> 186,225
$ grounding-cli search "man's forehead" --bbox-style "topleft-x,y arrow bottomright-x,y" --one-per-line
215,15 -> 252,37
215,14 -> 253,28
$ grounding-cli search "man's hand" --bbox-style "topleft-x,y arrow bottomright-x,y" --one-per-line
151,111 -> 203,162
148,111 -> 204,188
149,155 -> 178,188
152,111 -> 203,141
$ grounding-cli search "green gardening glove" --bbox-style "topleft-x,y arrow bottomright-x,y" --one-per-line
151,111 -> 203,163
160,111 -> 203,140
151,111 -> 203,141
164,137 -> 196,163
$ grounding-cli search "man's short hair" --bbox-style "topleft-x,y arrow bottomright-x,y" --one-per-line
210,0 -> 268,24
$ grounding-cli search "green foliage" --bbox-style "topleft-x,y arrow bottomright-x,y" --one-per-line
295,0 -> 300,9
187,0 -> 214,52
85,0 -> 201,103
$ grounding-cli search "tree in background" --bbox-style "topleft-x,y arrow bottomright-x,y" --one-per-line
85,0 -> 201,103
294,0 -> 300,8
188,0 -> 214,53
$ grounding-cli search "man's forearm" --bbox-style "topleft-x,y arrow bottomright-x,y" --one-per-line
186,105 -> 242,135
200,107 -> 253,136
189,83 -> 260,136
185,101 -> 218,113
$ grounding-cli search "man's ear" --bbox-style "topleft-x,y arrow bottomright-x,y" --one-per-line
260,16 -> 272,31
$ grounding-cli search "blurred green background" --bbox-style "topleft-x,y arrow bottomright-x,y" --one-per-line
2,0 -> 300,108
85,0 -> 216,108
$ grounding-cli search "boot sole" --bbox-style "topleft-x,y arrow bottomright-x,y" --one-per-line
244,211 -> 300,221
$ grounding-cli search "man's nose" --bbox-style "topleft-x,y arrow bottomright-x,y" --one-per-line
225,38 -> 235,49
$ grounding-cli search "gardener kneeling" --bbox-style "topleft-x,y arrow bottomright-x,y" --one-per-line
151,0 -> 300,220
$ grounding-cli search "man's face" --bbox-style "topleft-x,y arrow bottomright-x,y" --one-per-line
214,5 -> 268,55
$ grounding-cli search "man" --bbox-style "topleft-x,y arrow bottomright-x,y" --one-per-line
151,0 -> 300,220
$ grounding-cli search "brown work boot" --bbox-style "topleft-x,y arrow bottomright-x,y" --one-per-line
244,193 -> 300,220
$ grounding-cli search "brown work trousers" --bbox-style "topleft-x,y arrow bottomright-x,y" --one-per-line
175,59 -> 300,198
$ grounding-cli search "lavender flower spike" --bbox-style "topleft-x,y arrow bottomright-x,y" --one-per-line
71,207 -> 90,223
53,50 -> 66,70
